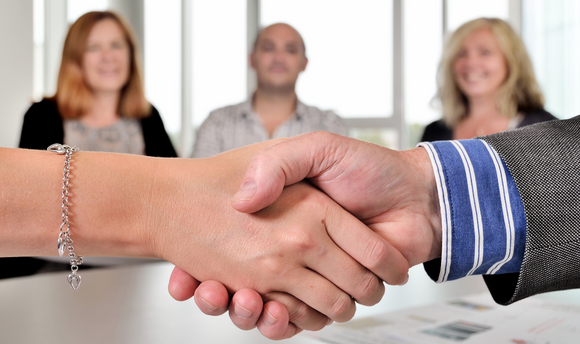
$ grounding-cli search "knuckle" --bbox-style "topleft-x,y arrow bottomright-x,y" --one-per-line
364,237 -> 388,270
328,293 -> 354,322
303,318 -> 329,332
288,304 -> 327,331
386,261 -> 410,285
311,130 -> 334,142
287,230 -> 324,256
262,258 -> 289,279
352,270 -> 381,305
287,302 -> 311,325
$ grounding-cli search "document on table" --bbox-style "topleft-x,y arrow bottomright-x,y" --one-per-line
306,293 -> 580,344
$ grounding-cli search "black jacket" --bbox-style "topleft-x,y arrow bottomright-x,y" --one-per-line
420,108 -> 557,142
19,98 -> 177,157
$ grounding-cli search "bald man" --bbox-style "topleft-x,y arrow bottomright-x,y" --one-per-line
192,23 -> 347,158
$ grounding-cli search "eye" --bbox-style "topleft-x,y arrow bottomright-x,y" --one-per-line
286,45 -> 298,54
260,42 -> 275,52
85,44 -> 101,52
111,41 -> 126,50
456,49 -> 467,59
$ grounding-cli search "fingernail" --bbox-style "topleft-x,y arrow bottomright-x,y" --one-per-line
199,296 -> 218,311
233,179 -> 257,202
234,302 -> 253,319
263,309 -> 278,326
399,274 -> 409,286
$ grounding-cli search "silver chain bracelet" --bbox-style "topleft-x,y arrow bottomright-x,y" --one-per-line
48,143 -> 83,290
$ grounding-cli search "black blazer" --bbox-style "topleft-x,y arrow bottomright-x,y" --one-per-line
420,108 -> 557,142
19,99 -> 177,158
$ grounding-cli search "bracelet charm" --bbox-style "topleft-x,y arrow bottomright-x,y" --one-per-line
48,143 -> 83,290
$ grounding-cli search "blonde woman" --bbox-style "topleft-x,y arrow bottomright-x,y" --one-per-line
421,18 -> 555,142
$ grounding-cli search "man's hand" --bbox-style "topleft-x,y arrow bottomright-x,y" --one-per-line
231,131 -> 442,266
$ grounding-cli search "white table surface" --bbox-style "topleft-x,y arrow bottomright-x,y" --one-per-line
1,261 -> 578,344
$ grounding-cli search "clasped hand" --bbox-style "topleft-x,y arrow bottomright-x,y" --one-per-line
167,132 -> 442,340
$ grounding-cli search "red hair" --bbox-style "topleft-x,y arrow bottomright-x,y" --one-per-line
52,11 -> 149,119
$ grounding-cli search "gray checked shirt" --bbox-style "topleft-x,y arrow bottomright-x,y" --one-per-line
192,98 -> 348,158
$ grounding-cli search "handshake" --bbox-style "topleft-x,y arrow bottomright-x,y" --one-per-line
166,131 -> 443,340
4,117 -> 576,340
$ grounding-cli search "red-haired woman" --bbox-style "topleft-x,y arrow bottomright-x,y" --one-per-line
9,11 -> 176,279
19,11 -> 176,157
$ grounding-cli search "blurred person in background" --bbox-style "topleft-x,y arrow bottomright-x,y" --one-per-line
421,18 -> 556,142
192,23 -> 347,158
7,11 -> 177,279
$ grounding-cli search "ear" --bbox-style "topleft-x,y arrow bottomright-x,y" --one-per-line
250,53 -> 257,70
301,56 -> 308,72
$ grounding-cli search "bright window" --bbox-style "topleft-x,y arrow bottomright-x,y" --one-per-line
144,0 -> 181,140
523,0 -> 580,119
446,0 -> 508,32
68,0 -> 108,23
190,0 -> 247,127
404,0 -> 443,145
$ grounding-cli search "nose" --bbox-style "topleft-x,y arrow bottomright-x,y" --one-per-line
100,47 -> 116,62
272,49 -> 286,63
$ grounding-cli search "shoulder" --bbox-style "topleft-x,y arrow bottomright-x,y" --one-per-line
24,98 -> 60,120
519,108 -> 558,127
295,99 -> 349,135
149,104 -> 161,117
423,119 -> 446,130
142,104 -> 163,122
20,98 -> 63,149
201,101 -> 249,128
139,104 -> 164,130
421,119 -> 452,142
208,100 -> 248,118
297,101 -> 344,122
22,99 -> 63,130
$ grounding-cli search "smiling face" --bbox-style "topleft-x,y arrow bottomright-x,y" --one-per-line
82,18 -> 130,96
251,24 -> 308,92
453,27 -> 508,102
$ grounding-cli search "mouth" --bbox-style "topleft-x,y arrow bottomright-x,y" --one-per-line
268,65 -> 287,73
462,73 -> 486,83
98,69 -> 120,77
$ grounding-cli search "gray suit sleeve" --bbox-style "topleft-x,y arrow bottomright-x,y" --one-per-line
480,115 -> 580,305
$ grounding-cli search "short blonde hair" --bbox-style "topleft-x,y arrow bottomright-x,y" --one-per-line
436,18 -> 544,128
52,11 -> 149,119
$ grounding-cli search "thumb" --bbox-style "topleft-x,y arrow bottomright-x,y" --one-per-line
168,266 -> 200,301
232,132 -> 342,213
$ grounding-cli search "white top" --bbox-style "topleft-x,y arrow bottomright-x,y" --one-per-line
192,98 -> 348,158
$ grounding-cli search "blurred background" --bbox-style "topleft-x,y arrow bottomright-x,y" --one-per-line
1,0 -> 578,156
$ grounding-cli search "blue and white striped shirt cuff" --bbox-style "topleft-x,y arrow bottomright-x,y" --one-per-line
418,140 -> 526,283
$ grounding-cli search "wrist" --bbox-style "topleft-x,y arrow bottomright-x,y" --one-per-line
147,143 -> 271,263
404,147 -> 442,261
70,152 -> 160,258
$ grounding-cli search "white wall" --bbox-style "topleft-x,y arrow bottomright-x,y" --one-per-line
0,0 -> 33,148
